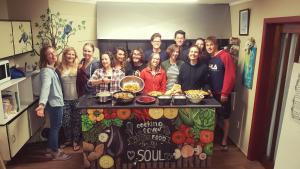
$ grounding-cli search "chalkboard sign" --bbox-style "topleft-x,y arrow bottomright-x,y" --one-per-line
122,119 -> 176,162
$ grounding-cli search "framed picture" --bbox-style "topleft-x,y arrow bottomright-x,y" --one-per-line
239,9 -> 250,36
12,21 -> 33,55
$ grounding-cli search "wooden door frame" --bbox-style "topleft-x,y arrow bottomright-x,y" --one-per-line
248,16 -> 300,162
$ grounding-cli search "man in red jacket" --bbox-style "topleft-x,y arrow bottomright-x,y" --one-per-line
206,36 -> 236,151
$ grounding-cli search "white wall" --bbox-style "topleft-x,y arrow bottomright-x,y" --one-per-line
275,63 -> 300,169
229,0 -> 300,156
97,2 -> 232,39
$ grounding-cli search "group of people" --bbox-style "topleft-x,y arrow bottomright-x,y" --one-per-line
35,30 -> 236,161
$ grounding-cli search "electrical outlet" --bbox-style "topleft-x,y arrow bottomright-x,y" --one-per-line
236,121 -> 240,129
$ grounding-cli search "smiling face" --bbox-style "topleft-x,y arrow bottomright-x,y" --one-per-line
83,44 -> 94,61
175,34 -> 185,47
116,49 -> 126,63
195,39 -> 205,50
170,48 -> 179,61
101,54 -> 112,69
150,53 -> 160,68
64,50 -> 76,64
46,47 -> 57,66
132,49 -> 142,64
188,46 -> 200,63
205,40 -> 217,55
151,37 -> 161,49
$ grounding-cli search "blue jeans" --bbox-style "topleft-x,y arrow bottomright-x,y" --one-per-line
46,104 -> 63,151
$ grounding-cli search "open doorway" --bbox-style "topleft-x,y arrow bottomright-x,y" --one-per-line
247,16 -> 300,169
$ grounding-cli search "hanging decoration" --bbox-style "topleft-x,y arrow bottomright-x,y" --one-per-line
242,37 -> 257,89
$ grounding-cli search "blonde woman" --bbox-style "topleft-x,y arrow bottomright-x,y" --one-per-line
57,47 -> 81,151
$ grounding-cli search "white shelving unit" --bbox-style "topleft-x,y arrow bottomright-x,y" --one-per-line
0,76 -> 43,161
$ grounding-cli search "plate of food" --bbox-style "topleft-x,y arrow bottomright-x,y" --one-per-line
136,96 -> 156,105
148,91 -> 164,97
112,91 -> 135,104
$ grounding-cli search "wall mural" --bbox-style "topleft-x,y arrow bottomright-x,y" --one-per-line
34,8 -> 86,56
81,108 -> 215,169
242,37 -> 257,89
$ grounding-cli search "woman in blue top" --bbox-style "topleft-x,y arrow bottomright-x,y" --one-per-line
35,46 -> 71,161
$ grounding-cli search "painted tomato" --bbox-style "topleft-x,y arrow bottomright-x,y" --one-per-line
199,130 -> 214,144
171,131 -> 186,144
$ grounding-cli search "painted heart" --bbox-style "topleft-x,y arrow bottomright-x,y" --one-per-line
127,151 -> 135,160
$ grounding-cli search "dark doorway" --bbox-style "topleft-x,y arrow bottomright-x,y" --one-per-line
248,16 -> 300,169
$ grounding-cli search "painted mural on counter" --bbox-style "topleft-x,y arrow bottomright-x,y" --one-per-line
81,108 -> 215,169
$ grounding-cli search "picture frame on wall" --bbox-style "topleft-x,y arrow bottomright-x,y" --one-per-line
12,21 -> 33,55
239,9 -> 250,36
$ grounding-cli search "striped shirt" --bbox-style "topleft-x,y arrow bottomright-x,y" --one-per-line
166,64 -> 180,90
89,68 -> 125,93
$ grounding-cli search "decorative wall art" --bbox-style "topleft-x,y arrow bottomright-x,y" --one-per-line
11,21 -> 33,55
242,37 -> 257,89
239,8 -> 250,36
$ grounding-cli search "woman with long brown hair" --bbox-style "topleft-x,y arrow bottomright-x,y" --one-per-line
35,45 -> 71,160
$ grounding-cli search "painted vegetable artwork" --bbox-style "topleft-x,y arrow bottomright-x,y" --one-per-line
81,107 -> 216,168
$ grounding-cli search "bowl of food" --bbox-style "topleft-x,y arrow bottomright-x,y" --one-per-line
112,91 -> 135,104
148,91 -> 164,97
119,76 -> 144,93
158,95 -> 172,105
96,91 -> 112,103
173,95 -> 187,105
186,94 -> 204,104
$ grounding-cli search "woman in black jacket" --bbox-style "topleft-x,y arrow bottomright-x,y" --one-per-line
178,45 -> 209,91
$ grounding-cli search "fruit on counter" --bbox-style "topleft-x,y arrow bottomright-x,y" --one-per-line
181,144 -> 194,158
171,131 -> 186,144
194,144 -> 203,155
99,155 -> 114,169
165,84 -> 182,95
203,143 -> 213,156
148,108 -> 164,119
116,109 -> 131,120
107,125 -> 124,157
178,108 -> 194,126
163,108 -> 178,119
173,148 -> 182,160
83,141 -> 94,152
98,133 -> 109,143
199,130 -> 214,144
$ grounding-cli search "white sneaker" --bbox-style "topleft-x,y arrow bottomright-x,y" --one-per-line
51,149 -> 72,161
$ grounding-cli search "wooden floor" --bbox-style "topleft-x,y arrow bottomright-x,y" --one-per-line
5,142 -> 265,169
